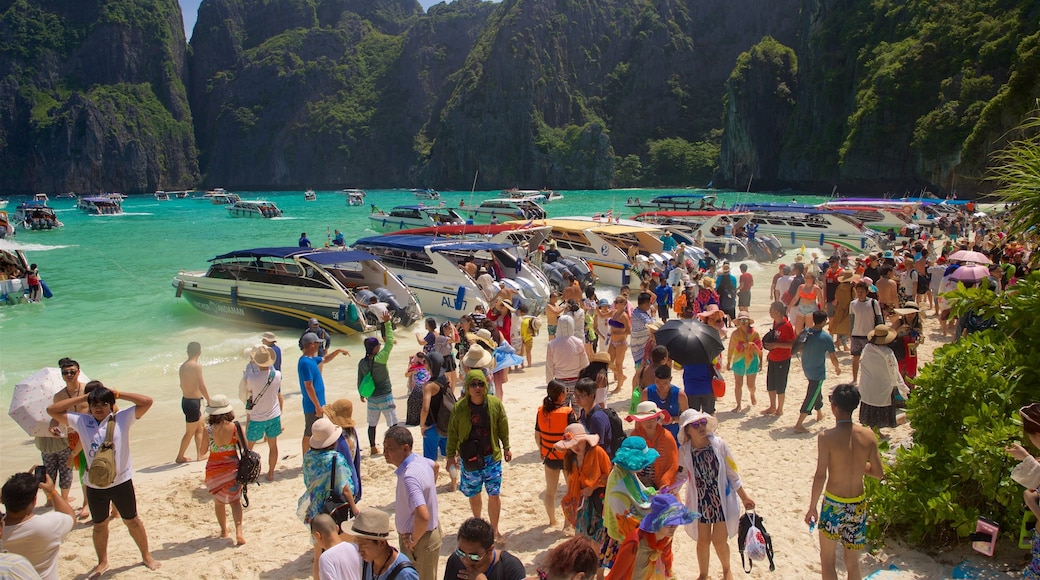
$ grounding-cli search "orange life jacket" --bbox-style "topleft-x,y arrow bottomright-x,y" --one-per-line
536,405 -> 574,462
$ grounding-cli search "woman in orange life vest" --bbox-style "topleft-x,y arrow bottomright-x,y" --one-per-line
535,380 -> 577,527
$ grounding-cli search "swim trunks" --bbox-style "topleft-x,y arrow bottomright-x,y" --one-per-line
459,456 -> 502,498
182,397 -> 202,423
820,491 -> 867,550
548,324 -> 558,336
246,417 -> 282,442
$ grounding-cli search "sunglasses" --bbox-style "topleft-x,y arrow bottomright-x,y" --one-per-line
61,369 -> 78,377
455,547 -> 490,562
689,418 -> 709,429
468,381 -> 486,389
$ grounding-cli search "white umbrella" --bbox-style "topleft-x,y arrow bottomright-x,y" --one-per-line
8,368 -> 90,438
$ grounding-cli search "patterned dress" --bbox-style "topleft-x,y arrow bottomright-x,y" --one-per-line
205,426 -> 242,504
690,445 -> 723,523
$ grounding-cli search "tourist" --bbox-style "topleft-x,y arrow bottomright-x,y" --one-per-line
260,331 -> 282,371
696,303 -> 727,339
639,366 -> 686,443
538,536 -> 598,580
332,229 -> 346,247
1007,403 -> 1040,580
416,317 -> 438,353
876,266 -> 898,318
349,508 -> 419,580
805,384 -> 884,580
443,518 -> 526,580
460,341 -> 494,387
298,331 -> 351,455
695,277 -> 719,316
857,325 -> 908,438
243,345 -> 282,481
556,423 -> 611,547
445,370 -> 512,540
726,312 -> 762,412
40,358 -> 86,511
297,418 -> 357,524
0,471 -> 74,580
418,352 -> 451,483
581,351 -> 612,410
546,314 -> 589,405
46,383 -> 161,576
761,301 -> 795,416
676,410 -> 755,580
830,270 -> 857,352
626,401 -> 679,490
203,395 -> 245,545
793,311 -> 841,433
436,321 -> 459,387
594,299 -> 613,357
535,380 -> 577,526
790,272 -> 824,333
310,514 -> 361,580
892,302 -> 924,383
299,232 -> 312,248
546,291 -> 563,338
737,263 -> 753,314
849,279 -> 882,382
301,318 -> 332,357
359,311 -> 395,455
518,305 -> 537,368
606,493 -> 697,580
176,341 -> 211,464
574,378 -> 615,456
602,437 -> 658,569
324,399 -> 363,507
491,325 -> 525,401
608,295 -> 631,389
715,262 -> 737,324
628,292 -> 656,393
654,276 -> 673,323
384,426 -> 441,580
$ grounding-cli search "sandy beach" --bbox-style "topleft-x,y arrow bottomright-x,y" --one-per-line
8,255 -> 1017,579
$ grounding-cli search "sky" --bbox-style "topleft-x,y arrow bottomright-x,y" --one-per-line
178,0 -> 447,40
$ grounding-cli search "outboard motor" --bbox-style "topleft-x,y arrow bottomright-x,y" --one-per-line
559,258 -> 594,287
540,262 -> 567,293
374,287 -> 410,326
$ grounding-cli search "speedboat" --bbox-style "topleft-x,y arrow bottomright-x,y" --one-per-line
173,191 -> 191,199
346,190 -> 366,206
732,203 -> 887,252
502,188 -> 564,203
624,193 -> 719,212
202,189 -> 241,204
173,247 -> 422,334
633,211 -> 784,263
817,201 -> 921,238
304,189 -> 316,201
352,234 -> 550,318
78,196 -> 123,215
14,202 -> 63,230
368,204 -> 465,232
228,200 -> 283,218
33,193 -> 49,203
412,188 -> 440,200
0,248 -> 34,304
0,200 -> 7,209
458,198 -> 547,224
0,210 -> 14,239
55,192 -> 77,200
154,191 -> 170,201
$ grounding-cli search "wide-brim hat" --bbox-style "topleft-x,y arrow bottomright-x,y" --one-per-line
347,508 -> 393,541
261,331 -> 278,342
894,302 -> 921,316
867,324 -> 897,345
590,351 -> 611,364
735,312 -> 754,325
250,344 -> 276,367
678,409 -> 718,445
554,423 -> 601,451
466,330 -> 497,350
612,436 -> 660,471
626,401 -> 672,424
324,399 -> 356,429
838,270 -> 860,283
462,345 -> 494,369
205,394 -> 234,416
309,417 -> 342,449
1021,403 -> 1040,434
696,304 -> 723,320
639,493 -> 698,532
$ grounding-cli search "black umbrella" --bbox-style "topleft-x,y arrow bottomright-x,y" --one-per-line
653,318 -> 725,365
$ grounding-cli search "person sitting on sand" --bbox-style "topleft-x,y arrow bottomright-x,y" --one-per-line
203,395 -> 246,545
804,384 -> 884,580
47,383 -> 162,577
442,517 -> 525,580
176,341 -> 211,464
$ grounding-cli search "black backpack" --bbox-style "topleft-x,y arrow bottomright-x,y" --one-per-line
790,328 -> 811,356
594,406 -> 627,458
434,377 -> 457,437
738,511 -> 776,573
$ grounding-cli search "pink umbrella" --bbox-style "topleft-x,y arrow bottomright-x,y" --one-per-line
948,250 -> 991,264
8,367 -> 90,437
948,265 -> 991,283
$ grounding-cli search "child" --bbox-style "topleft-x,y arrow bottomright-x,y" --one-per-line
1007,403 -> 1040,580
518,304 -> 539,369
435,321 -> 458,388
606,493 -> 697,579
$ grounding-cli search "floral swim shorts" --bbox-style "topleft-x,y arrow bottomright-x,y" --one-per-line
820,491 -> 867,550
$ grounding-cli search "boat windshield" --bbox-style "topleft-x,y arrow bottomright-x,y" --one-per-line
354,245 -> 437,274
205,257 -> 336,289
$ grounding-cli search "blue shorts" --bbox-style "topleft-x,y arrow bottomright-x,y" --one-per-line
246,417 -> 282,442
422,427 -> 447,461
459,456 -> 502,498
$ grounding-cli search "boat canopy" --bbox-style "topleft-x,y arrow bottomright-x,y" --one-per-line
354,235 -> 513,253
210,247 -> 376,263
634,210 -> 750,219
734,204 -> 855,216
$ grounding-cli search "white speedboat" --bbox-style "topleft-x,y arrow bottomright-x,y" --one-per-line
55,192 -> 77,199
173,191 -> 191,199
346,190 -> 366,206
173,247 -> 422,334
352,234 -> 550,318
0,248 -> 32,304
15,202 -> 63,230
502,188 -> 564,203
625,193 -> 720,212
304,189 -> 316,201
633,210 -> 785,263
458,198 -> 547,224
202,189 -> 241,205
78,196 -> 123,215
33,193 -> 49,203
154,190 -> 170,201
733,203 -> 886,252
0,200 -> 7,209
368,204 -> 465,232
0,210 -> 14,239
817,201 -> 921,238
413,188 -> 440,200
228,200 -> 283,218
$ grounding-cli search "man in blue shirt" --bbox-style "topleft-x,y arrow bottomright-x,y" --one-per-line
794,310 -> 841,433
660,231 -> 677,252
298,332 -> 350,454
332,230 -> 345,247
653,276 -> 673,322
299,232 -> 312,248
574,379 -> 613,456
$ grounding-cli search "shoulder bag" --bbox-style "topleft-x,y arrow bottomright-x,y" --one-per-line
234,421 -> 262,507
88,414 -> 117,487
323,455 -> 354,525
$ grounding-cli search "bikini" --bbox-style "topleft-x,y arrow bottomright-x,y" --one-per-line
796,286 -> 819,315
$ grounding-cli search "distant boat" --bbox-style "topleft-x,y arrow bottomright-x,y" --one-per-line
228,200 -> 283,218
344,189 -> 366,206
55,192 -> 77,199
173,191 -> 191,199
154,190 -> 170,201
33,193 -> 49,203
412,188 -> 440,200
15,201 -> 63,230
78,196 -> 124,215
202,189 -> 241,205
0,200 -> 7,209
458,198 -> 547,224
0,210 -> 13,239
368,204 -> 465,232
304,189 -> 316,201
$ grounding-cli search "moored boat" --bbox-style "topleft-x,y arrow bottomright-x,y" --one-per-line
368,204 -> 465,232
624,193 -> 719,212
633,210 -> 784,263
228,200 -> 283,218
201,189 -> 241,205
731,203 -> 887,252
458,198 -> 547,224
78,196 -> 124,215
173,247 -> 422,334
304,189 -> 316,201
346,190 -> 366,206
0,210 -> 14,239
412,188 -> 440,200
33,193 -> 49,203
154,191 -> 170,201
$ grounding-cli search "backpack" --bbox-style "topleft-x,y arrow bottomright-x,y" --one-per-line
790,328 -> 810,356
434,377 -> 457,437
594,406 -> 627,458
234,421 -> 262,507
966,310 -> 996,333
738,511 -> 775,573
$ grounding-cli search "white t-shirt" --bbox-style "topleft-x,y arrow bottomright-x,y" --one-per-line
66,407 -> 137,489
849,298 -> 880,337
318,541 -> 361,580
1,511 -> 74,580
244,367 -> 282,421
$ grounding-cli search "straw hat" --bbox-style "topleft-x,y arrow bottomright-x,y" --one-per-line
838,269 -> 860,283
553,423 -> 600,451
309,417 -> 342,449
696,303 -> 723,320
261,331 -> 278,343
867,324 -> 897,345
205,394 -> 233,416
678,409 -> 718,444
347,508 -> 393,541
250,344 -> 276,367
324,399 -> 356,429
461,344 -> 493,369
735,311 -> 754,325
626,401 -> 672,424
466,330 -> 497,350
893,302 -> 921,316
590,351 -> 611,364
612,436 -> 659,471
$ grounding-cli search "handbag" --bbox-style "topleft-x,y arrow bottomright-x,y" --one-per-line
246,369 -> 276,411
359,372 -> 376,398
458,438 -> 486,472
322,457 -> 354,525
234,421 -> 262,507
87,414 -> 117,487
711,366 -> 726,398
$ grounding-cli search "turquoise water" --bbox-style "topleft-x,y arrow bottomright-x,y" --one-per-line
0,188 -> 823,471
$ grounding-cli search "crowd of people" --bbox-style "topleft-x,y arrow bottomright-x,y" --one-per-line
5,205 -> 1039,580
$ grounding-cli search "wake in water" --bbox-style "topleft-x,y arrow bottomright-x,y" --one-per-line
269,216 -> 301,220
0,239 -> 73,252
91,212 -> 154,216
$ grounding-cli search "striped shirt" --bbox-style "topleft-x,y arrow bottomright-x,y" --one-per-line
394,454 -> 439,534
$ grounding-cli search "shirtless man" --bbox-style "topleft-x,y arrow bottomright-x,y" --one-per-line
561,271 -> 583,303
176,342 -> 211,463
805,384 -> 884,580
875,267 -> 898,320
545,291 -> 563,338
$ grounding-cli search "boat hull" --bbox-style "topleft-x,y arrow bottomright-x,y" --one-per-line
756,229 -> 881,252
392,273 -> 487,319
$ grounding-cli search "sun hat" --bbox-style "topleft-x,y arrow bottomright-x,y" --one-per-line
347,508 -> 393,541
466,329 -> 497,350
794,254 -> 804,262
261,331 -> 278,342
590,351 -> 611,364
626,401 -> 672,424
205,394 -> 234,416
462,344 -> 494,369
735,311 -> 754,324
883,250 -> 895,259
324,399 -> 356,429
553,423 -> 601,451
597,298 -> 611,307
893,302 -> 921,316
639,493 -> 698,532
838,269 -> 860,283
612,436 -> 660,471
300,332 -> 321,346
867,324 -> 897,345
678,409 -> 718,445
309,417 -> 342,449
250,344 -> 276,367
696,303 -> 723,320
